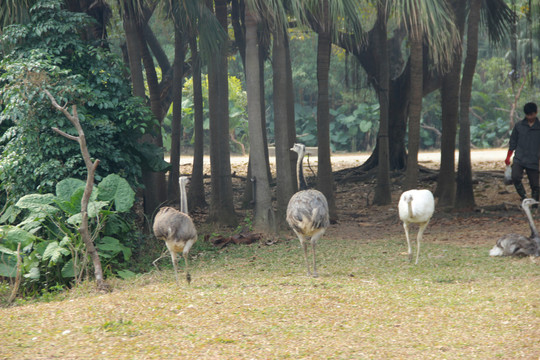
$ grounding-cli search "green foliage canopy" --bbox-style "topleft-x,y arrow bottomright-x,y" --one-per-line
0,0 -> 156,204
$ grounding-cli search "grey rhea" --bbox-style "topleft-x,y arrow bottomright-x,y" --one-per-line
489,198 -> 540,257
398,189 -> 435,264
286,143 -> 329,277
153,176 -> 198,283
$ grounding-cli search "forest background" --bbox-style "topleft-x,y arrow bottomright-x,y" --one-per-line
0,0 -> 539,296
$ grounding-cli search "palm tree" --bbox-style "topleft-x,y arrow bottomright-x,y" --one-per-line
244,3 -> 275,231
372,0 -> 392,205
455,0 -> 481,210
304,0 -> 364,215
455,0 -> 513,209
273,20 -> 296,228
207,0 -> 238,226
394,0 -> 458,190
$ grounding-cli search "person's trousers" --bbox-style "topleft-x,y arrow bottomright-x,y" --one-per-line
511,162 -> 540,201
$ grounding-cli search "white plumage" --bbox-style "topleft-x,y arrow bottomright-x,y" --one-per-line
286,143 -> 329,277
398,189 -> 435,264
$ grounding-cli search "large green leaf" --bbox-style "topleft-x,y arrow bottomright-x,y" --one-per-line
16,194 -> 58,215
96,236 -> 132,261
97,174 -> 135,212
0,259 -> 17,277
61,258 -> 75,278
66,200 -> 109,225
0,225 -> 37,245
42,241 -> 70,265
56,178 -> 85,201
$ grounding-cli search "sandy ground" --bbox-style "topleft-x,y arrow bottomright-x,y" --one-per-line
180,148 -> 509,168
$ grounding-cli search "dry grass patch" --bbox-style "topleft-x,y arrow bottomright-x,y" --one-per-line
1,233 -> 539,359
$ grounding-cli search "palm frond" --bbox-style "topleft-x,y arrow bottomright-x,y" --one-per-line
394,0 -> 460,70
480,0 -> 513,45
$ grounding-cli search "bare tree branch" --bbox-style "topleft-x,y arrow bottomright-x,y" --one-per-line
44,89 -> 108,292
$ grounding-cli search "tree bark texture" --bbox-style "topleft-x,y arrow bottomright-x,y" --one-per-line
373,2 -> 392,206
404,24 -> 423,190
435,0 -> 466,208
187,31 -> 207,209
245,6 -> 275,232
168,23 -> 185,203
273,25 -> 296,228
208,0 -> 237,226
456,0 -> 481,210
316,0 -> 338,221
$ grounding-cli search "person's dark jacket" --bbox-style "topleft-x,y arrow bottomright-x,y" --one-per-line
509,117 -> 540,170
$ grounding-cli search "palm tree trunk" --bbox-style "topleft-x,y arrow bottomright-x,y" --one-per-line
208,0 -> 237,226
373,1 -> 391,205
168,23 -> 185,203
456,0 -> 481,210
187,32 -> 207,209
245,6 -> 274,232
316,0 -> 338,221
404,26 -> 423,190
273,25 -> 296,228
435,0 -> 466,208
122,4 -> 165,216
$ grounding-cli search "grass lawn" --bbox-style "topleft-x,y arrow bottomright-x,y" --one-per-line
1,231 -> 539,359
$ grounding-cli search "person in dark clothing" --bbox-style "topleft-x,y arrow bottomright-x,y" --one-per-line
505,102 -> 540,201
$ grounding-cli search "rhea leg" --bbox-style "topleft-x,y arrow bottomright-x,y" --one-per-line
183,238 -> 196,284
403,222 -> 412,262
169,250 -> 179,282
295,231 -> 311,276
152,248 -> 169,270
310,230 -> 325,278
415,221 -> 429,265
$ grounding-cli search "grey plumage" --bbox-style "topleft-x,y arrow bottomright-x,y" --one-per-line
153,176 -> 198,283
490,198 -> 540,257
286,143 -> 329,277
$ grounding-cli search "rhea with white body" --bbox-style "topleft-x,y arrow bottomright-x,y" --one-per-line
490,198 -> 540,257
153,176 -> 198,283
398,189 -> 435,264
286,143 -> 329,277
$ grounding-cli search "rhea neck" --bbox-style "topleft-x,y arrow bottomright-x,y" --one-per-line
406,197 -> 414,218
523,203 -> 539,239
296,148 -> 308,191
180,179 -> 188,214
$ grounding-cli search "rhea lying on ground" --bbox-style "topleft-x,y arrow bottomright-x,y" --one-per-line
153,176 -> 198,283
489,198 -> 540,257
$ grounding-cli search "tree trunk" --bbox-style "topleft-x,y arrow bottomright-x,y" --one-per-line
187,31 -> 207,209
285,33 -> 298,190
316,0 -> 338,221
245,6 -> 274,232
404,24 -> 423,190
45,92 -> 107,291
168,23 -> 185,203
456,0 -> 481,210
273,25 -> 295,228
207,0 -> 237,226
122,5 -> 145,97
373,2 -> 391,205
122,5 -> 166,216
435,0 -> 466,208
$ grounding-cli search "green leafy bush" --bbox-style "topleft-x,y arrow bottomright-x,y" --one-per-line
0,0 -> 157,205
0,174 -> 137,294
